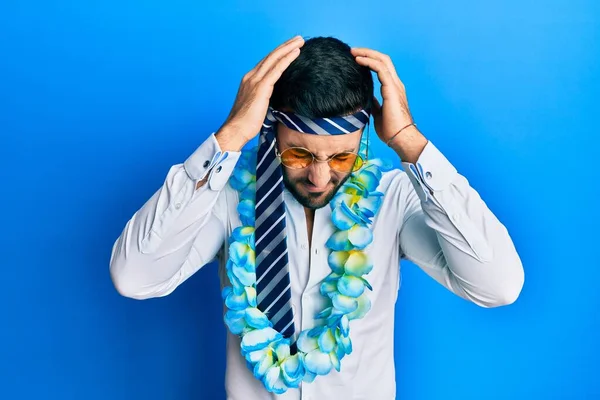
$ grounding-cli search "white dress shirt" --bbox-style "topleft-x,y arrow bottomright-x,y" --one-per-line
109,133 -> 524,400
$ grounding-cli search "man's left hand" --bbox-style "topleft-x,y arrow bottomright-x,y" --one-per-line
351,47 -> 427,162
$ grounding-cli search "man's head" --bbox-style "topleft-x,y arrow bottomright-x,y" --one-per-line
270,36 -> 374,209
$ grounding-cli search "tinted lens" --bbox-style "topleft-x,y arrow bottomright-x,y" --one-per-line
280,147 -> 314,169
330,152 -> 363,172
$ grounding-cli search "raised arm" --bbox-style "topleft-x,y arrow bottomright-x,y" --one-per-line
397,140 -> 524,307
109,134 -> 239,299
110,35 -> 307,300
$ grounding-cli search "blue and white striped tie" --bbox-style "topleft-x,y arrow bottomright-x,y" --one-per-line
254,106 -> 371,347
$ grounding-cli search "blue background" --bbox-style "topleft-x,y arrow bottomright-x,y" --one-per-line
1,0 -> 598,399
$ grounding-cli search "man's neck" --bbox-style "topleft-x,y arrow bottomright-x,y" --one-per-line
304,207 -> 315,248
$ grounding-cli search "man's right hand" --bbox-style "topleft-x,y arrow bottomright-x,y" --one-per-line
215,35 -> 305,152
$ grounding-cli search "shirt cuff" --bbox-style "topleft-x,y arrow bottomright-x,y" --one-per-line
401,140 -> 458,203
183,133 -> 241,191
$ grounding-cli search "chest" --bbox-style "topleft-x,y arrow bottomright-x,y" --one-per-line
224,188 -> 400,305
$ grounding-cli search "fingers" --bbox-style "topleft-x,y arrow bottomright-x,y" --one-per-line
354,55 -> 399,96
254,36 -> 304,81
351,47 -> 403,90
253,35 -> 301,70
262,45 -> 302,87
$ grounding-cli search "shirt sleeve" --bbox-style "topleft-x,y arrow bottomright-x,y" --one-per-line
397,140 -> 525,307
109,133 -> 240,300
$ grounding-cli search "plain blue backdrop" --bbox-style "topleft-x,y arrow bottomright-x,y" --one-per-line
1,0 -> 598,399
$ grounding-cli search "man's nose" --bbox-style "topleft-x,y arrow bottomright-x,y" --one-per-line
307,161 -> 331,189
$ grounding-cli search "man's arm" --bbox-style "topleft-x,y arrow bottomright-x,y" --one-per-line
109,133 -> 239,299
349,46 -> 523,307
110,35 -> 306,300
396,139 -> 525,308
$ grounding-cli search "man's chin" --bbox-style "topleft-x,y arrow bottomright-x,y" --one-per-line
298,190 -> 333,209
283,173 -> 352,210
286,182 -> 346,210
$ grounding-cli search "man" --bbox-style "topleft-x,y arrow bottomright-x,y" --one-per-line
110,35 -> 524,399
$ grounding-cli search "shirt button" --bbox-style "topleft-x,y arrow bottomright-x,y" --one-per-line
301,243 -> 307,249
203,160 -> 210,168
452,213 -> 459,222
425,171 -> 432,179
175,203 -> 181,209
216,166 -> 223,173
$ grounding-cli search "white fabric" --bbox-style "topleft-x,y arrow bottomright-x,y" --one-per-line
110,133 -> 524,400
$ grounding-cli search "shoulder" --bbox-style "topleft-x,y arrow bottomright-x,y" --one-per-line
378,167 -> 413,195
374,166 -> 422,226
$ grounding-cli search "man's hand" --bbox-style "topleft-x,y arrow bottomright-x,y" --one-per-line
351,47 -> 427,163
215,35 -> 305,152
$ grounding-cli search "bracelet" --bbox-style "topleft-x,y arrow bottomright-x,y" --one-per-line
385,122 -> 417,147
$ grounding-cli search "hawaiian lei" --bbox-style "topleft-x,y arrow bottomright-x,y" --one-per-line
222,141 -> 392,394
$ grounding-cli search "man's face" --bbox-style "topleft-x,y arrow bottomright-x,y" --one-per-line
276,124 -> 363,210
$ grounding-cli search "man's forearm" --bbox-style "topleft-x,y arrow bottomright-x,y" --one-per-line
388,125 -> 429,164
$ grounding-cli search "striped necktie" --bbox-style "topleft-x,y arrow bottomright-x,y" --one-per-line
254,106 -> 371,347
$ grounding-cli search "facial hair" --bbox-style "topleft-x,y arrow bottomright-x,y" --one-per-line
282,169 -> 353,210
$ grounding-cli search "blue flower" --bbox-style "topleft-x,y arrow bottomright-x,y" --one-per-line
320,280 -> 338,298
233,167 -> 255,187
318,328 -> 336,353
237,199 -> 255,227
334,327 -> 353,355
304,349 -> 333,375
344,251 -> 373,276
240,181 -> 257,201
368,157 -> 393,172
346,292 -> 372,320
245,307 -> 271,329
347,225 -> 373,249
328,251 -> 349,275
332,293 -> 359,313
226,263 -> 245,295
355,169 -> 379,192
325,230 -> 353,251
241,327 -> 283,354
356,192 -> 384,216
225,288 -> 249,310
331,201 -> 365,230
224,309 -> 248,334
280,354 -> 304,388
337,274 -> 365,298
263,365 -> 287,394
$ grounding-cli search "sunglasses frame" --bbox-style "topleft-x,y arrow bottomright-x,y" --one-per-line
274,143 -> 364,173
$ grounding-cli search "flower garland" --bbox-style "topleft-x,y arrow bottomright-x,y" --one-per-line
223,143 -> 392,394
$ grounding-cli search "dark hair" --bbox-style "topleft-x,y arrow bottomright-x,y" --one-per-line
270,36 -> 374,119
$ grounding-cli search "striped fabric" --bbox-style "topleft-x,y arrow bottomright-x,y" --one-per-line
254,106 -> 371,349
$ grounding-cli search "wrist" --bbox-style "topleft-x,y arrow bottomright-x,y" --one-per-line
215,125 -> 251,152
387,125 -> 428,164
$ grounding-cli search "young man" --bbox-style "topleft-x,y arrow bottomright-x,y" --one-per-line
110,35 -> 524,399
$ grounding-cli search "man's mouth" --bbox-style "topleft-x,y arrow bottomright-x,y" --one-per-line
303,182 -> 328,194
